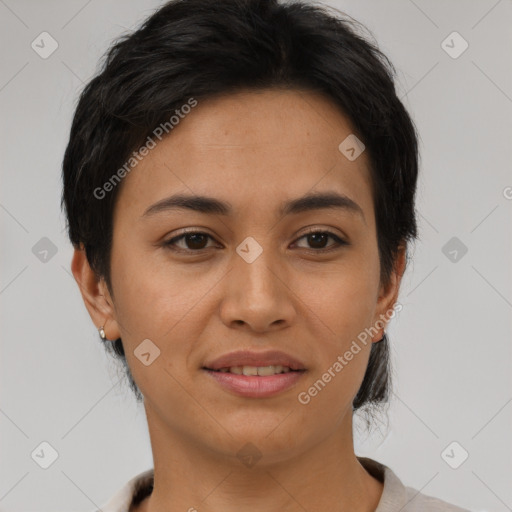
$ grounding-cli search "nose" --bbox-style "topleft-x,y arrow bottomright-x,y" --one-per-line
219,244 -> 296,334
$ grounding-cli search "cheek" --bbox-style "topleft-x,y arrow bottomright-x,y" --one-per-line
109,244 -> 226,388
110,240 -> 204,330
106,253 -> 170,376
294,276 -> 376,417
296,256 -> 380,340
300,280 -> 375,385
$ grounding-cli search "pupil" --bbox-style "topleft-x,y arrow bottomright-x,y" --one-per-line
187,234 -> 207,249
308,233 -> 327,248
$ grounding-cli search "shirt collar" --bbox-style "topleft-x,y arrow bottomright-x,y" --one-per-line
98,457 -> 407,512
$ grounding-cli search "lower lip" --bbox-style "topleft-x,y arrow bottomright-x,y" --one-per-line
203,369 -> 306,398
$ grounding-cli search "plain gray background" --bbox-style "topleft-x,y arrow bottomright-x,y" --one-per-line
1,0 -> 511,510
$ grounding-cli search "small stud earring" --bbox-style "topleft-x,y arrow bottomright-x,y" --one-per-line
98,326 -> 107,340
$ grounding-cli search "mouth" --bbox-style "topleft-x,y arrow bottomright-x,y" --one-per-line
204,365 -> 305,376
202,349 -> 307,397
202,365 -> 307,398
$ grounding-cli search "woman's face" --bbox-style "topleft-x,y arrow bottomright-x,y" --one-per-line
80,88 -> 403,463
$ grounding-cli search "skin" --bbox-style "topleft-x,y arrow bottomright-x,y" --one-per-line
72,88 -> 406,512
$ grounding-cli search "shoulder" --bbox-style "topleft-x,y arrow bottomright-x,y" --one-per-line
403,485 -> 472,511
357,456 -> 472,512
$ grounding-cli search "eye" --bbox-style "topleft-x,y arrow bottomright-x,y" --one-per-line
293,230 -> 348,252
163,231 -> 217,252
162,229 -> 348,253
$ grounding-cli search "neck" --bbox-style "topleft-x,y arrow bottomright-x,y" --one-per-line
135,402 -> 383,512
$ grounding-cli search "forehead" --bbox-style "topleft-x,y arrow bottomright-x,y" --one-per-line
113,88 -> 374,223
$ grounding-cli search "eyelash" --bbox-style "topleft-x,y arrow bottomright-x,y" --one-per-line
162,229 -> 348,254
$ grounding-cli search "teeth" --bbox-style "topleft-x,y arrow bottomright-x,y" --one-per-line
217,365 -> 293,375
242,366 -> 258,376
257,365 -> 281,376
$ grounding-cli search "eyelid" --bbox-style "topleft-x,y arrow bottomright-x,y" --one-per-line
297,225 -> 347,241
164,228 -> 218,250
292,228 -> 348,251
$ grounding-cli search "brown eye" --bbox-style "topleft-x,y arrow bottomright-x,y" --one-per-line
164,232 -> 215,251
183,233 -> 209,249
306,232 -> 329,249
294,230 -> 347,251
163,229 -> 348,254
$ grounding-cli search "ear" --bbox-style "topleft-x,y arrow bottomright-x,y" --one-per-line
371,244 -> 407,342
70,246 -> 121,342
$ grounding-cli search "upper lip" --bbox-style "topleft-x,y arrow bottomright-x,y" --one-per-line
203,350 -> 307,371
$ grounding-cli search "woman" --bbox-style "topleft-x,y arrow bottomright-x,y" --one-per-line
61,0 -> 471,510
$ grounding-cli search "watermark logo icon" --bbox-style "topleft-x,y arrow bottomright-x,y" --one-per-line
236,442 -> 262,468
31,441 -> 59,469
32,237 -> 58,263
441,31 -> 468,59
134,339 -> 161,366
236,237 -> 263,264
31,32 -> 59,59
338,134 -> 365,161
442,236 -> 468,263
441,441 -> 469,469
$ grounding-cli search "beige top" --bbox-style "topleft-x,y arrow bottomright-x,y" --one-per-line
95,456 -> 471,512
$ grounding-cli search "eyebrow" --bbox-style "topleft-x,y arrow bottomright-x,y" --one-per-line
141,191 -> 365,222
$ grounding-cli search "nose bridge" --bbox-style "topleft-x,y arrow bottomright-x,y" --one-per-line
220,234 -> 293,330
233,234 -> 281,300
